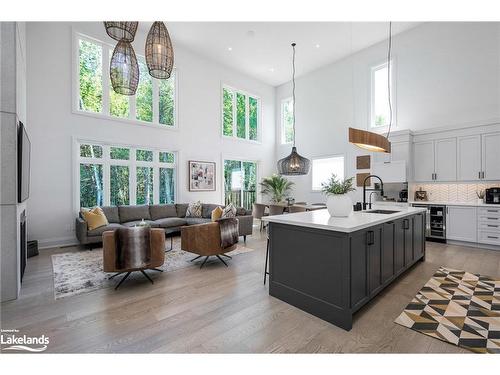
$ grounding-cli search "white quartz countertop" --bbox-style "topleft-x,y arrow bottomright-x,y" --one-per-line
408,200 -> 500,208
262,206 -> 427,233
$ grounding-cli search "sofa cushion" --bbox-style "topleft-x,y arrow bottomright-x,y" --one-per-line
153,217 -> 188,228
101,206 -> 120,223
202,204 -> 219,218
176,203 -> 189,218
81,207 -> 109,231
121,220 -> 156,228
185,218 -> 211,226
119,205 -> 151,222
88,223 -> 123,237
211,206 -> 223,222
186,201 -> 203,218
221,203 -> 237,218
149,204 -> 177,220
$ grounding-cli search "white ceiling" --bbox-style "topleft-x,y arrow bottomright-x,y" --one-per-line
143,22 -> 422,86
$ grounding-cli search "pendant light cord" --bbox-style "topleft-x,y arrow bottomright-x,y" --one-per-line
292,43 -> 297,148
386,21 -> 393,139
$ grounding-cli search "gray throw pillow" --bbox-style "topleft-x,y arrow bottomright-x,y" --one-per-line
186,201 -> 203,218
221,203 -> 237,218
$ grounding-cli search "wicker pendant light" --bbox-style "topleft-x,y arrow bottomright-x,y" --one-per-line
103,22 -> 138,42
110,40 -> 139,96
145,21 -> 174,79
277,43 -> 311,176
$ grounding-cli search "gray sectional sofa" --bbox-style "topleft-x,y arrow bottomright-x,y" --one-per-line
76,203 -> 253,246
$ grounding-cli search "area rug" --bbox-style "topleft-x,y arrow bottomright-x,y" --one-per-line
395,266 -> 500,353
51,237 -> 254,300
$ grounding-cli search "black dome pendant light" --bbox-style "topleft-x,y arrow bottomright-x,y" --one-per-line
277,43 -> 311,176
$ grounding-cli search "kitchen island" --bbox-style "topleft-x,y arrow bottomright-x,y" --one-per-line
262,206 -> 427,331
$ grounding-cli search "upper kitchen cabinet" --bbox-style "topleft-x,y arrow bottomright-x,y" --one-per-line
482,132 -> 500,180
413,140 -> 435,182
434,138 -> 457,181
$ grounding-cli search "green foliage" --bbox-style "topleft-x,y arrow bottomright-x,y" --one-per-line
159,152 -> 175,163
236,93 -> 246,138
260,174 -> 294,203
110,147 -> 130,160
136,167 -> 153,204
160,167 -> 175,204
79,40 -> 102,113
136,149 -> 153,162
110,87 -> 129,118
136,57 -> 153,122
80,144 -> 103,158
159,74 -> 175,126
223,88 -> 233,136
80,163 -> 103,207
321,174 -> 355,196
249,97 -> 258,140
110,166 -> 129,205
375,115 -> 386,126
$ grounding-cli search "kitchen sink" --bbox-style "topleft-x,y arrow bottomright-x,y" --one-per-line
364,209 -> 401,214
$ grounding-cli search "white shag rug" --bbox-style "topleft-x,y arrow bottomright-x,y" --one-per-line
51,237 -> 254,300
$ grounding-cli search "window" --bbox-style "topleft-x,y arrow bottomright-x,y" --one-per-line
222,85 -> 260,141
223,159 -> 257,211
370,61 -> 394,128
77,142 -> 177,208
312,156 -> 345,191
281,97 -> 294,144
75,33 -> 176,128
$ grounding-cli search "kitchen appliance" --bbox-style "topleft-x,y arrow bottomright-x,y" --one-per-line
412,204 -> 446,242
485,188 -> 500,204
373,182 -> 408,203
399,188 -> 408,202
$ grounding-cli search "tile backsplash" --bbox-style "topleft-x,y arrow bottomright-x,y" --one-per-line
409,182 -> 500,202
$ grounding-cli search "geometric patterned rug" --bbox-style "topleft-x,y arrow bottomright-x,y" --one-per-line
395,266 -> 500,353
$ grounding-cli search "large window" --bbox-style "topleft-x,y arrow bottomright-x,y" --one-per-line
370,61 -> 394,128
222,85 -> 260,141
76,34 -> 176,128
223,159 -> 257,211
281,97 -> 294,144
312,156 -> 345,191
77,142 -> 176,208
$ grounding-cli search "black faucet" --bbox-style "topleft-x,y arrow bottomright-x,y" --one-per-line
363,175 -> 384,210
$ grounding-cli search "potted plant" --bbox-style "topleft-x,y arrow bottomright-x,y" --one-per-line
260,174 -> 294,203
321,174 -> 356,217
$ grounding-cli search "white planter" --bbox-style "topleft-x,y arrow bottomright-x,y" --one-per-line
326,194 -> 353,217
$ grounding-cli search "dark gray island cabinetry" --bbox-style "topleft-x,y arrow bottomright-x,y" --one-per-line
263,207 -> 426,331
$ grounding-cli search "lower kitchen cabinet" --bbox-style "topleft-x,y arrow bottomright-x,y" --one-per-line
446,206 -> 477,243
413,212 -> 425,259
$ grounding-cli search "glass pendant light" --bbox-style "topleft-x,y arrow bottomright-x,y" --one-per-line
349,22 -> 393,153
145,21 -> 174,79
110,40 -> 139,95
277,43 -> 311,176
103,22 -> 138,42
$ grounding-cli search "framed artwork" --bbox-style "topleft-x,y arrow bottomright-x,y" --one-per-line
188,161 -> 216,191
356,155 -> 371,170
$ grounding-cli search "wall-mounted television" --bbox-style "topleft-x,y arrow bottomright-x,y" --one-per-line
17,122 -> 31,203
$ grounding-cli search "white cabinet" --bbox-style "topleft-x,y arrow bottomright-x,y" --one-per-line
477,207 -> 500,246
413,138 -> 456,182
372,161 -> 407,183
434,138 -> 457,181
457,135 -> 482,181
413,141 -> 435,182
482,133 -> 500,180
446,206 -> 477,243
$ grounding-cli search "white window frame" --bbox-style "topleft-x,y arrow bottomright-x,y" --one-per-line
280,97 -> 294,144
221,156 -> 261,207
311,154 -> 346,192
72,31 -> 178,131
369,59 -> 397,131
74,138 -> 178,213
221,84 -> 261,143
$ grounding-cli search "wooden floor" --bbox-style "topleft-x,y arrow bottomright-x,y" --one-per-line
2,227 -> 500,353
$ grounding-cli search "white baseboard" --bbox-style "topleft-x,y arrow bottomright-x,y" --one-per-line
37,236 -> 79,250
446,239 -> 500,251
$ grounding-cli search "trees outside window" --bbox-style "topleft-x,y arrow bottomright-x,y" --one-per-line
79,39 -> 103,113
222,85 -> 260,141
77,142 -> 176,208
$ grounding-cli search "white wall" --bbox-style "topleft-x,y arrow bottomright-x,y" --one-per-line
275,22 -> 500,204
26,22 -> 276,248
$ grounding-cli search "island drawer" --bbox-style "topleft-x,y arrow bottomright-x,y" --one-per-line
478,222 -> 500,232
478,230 -> 500,245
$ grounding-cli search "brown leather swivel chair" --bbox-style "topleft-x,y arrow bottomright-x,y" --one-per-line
181,221 -> 237,268
103,228 -> 165,289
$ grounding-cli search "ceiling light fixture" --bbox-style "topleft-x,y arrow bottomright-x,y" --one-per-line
103,22 -> 138,42
145,21 -> 174,79
277,43 -> 311,176
110,40 -> 139,95
348,22 -> 393,153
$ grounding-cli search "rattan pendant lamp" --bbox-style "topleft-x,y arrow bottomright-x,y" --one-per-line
103,22 -> 138,42
145,21 -> 174,79
277,43 -> 311,176
349,22 -> 393,153
110,40 -> 139,95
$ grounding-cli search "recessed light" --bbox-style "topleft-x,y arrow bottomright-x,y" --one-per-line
227,47 -> 233,51
315,43 -> 321,48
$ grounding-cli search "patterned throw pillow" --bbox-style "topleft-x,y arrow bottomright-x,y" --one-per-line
186,201 -> 203,218
221,203 -> 237,218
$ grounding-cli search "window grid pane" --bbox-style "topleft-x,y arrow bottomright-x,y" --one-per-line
110,165 -> 130,205
80,163 -> 103,207
312,157 -> 345,191
282,99 -> 294,143
80,144 -> 103,158
136,167 -> 154,205
136,57 -> 153,122
159,152 -> 175,163
159,73 -> 175,126
236,93 -> 246,139
222,88 -> 234,136
110,147 -> 130,160
373,63 -> 391,127
159,168 -> 175,204
136,149 -> 153,162
79,39 -> 103,113
249,97 -> 258,141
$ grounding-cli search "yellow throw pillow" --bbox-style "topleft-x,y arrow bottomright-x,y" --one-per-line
81,207 -> 109,231
211,206 -> 223,222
